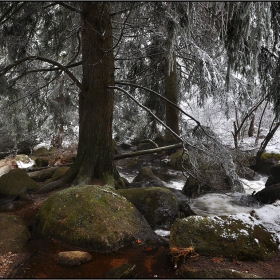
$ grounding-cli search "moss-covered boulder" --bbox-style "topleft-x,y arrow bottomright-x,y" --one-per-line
0,213 -> 31,254
0,169 -> 38,195
28,167 -> 58,182
34,157 -> 49,168
117,187 -> 179,230
254,183 -> 280,204
252,152 -> 280,175
133,167 -> 161,183
34,185 -> 161,253
170,215 -> 278,261
167,149 -> 190,170
177,266 -> 260,278
270,163 -> 280,183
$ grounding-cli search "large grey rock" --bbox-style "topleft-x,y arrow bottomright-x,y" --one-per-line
254,183 -> 280,204
117,187 -> 180,230
270,163 -> 280,183
28,167 -> 57,182
0,130 -> 36,159
0,213 -> 31,254
0,169 -> 38,195
34,185 -> 161,253
170,215 -> 278,261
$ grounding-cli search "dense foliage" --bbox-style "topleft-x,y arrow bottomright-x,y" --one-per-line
0,1 -> 279,162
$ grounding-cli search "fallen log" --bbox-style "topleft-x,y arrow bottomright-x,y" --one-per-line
114,143 -> 183,160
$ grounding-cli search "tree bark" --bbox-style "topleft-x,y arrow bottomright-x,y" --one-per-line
165,52 -> 180,144
254,120 -> 280,169
70,2 -> 117,185
36,2 -> 118,192
248,113 -> 255,137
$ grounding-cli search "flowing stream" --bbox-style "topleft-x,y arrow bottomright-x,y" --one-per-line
118,165 -> 267,217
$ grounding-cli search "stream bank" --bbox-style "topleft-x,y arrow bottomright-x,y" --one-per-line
1,151 -> 280,278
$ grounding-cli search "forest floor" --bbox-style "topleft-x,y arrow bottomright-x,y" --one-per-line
1,184 -> 280,278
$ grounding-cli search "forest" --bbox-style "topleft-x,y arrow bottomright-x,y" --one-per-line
1,2 -> 280,278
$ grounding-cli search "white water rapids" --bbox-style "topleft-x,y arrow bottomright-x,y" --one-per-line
119,166 -> 280,241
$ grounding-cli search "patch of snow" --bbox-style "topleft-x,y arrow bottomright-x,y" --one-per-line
33,142 -> 51,150
229,202 -> 280,244
16,159 -> 35,169
154,229 -> 170,237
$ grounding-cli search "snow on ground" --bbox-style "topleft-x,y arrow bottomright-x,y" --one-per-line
180,97 -> 280,154
16,159 -> 35,169
230,201 -> 280,245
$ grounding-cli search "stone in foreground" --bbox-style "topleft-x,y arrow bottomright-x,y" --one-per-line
54,251 -> 92,265
170,215 -> 278,261
34,185 -> 161,253
0,213 -> 31,254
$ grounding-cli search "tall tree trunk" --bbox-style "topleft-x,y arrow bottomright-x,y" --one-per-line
165,52 -> 180,144
254,120 -> 280,169
248,113 -> 255,137
68,2 -> 117,186
38,2 -> 118,190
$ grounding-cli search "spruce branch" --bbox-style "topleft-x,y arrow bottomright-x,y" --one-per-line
0,56 -> 82,90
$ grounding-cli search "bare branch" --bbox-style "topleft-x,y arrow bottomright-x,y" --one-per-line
110,85 -> 183,142
0,56 -> 82,90
114,143 -> 182,160
55,2 -> 82,14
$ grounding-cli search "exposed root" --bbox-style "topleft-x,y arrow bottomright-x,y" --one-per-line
34,178 -> 68,194
169,246 -> 199,269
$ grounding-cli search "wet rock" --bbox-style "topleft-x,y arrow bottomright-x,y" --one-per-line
34,185 -> 161,253
117,187 -> 179,230
251,152 -> 280,175
144,179 -> 166,188
265,175 -> 276,187
254,183 -> 280,204
28,167 -> 58,182
34,147 -> 52,156
169,215 -> 278,261
104,263 -> 136,279
167,149 -> 190,170
178,201 -> 196,218
236,165 -> 256,180
0,169 -> 38,196
0,129 -> 36,159
0,213 -> 31,254
34,157 -> 49,168
177,266 -> 261,278
182,178 -> 211,198
133,167 -> 161,183
54,251 -> 92,266
270,163 -> 280,183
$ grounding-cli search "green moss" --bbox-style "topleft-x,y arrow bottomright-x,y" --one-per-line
34,185 -> 158,252
45,167 -> 69,183
0,169 -> 38,195
117,187 -> 179,229
170,215 -> 278,261
260,152 -> 280,161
